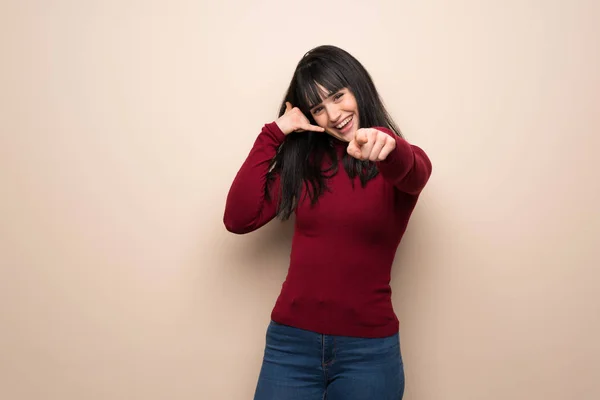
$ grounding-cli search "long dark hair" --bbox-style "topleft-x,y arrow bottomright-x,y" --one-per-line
266,45 -> 403,220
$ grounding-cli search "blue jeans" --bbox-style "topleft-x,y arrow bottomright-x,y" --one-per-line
253,321 -> 405,400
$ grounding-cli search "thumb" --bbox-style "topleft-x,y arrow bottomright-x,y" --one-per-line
355,129 -> 368,146
347,140 -> 361,159
285,101 -> 293,112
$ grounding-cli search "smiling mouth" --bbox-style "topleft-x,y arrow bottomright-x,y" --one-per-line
335,116 -> 353,129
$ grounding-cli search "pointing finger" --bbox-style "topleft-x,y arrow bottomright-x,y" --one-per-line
355,129 -> 369,146
347,140 -> 362,159
377,140 -> 395,161
369,136 -> 387,161
304,123 -> 325,132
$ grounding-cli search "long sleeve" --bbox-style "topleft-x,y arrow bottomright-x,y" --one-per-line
223,122 -> 285,234
375,128 -> 432,195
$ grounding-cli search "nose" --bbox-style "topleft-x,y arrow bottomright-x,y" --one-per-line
326,104 -> 342,124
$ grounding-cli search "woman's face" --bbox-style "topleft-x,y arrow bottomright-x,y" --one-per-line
309,86 -> 359,142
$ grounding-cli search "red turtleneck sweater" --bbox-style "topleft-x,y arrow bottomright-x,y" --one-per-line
223,122 -> 432,338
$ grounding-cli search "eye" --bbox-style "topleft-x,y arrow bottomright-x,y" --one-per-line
311,106 -> 323,115
333,92 -> 344,101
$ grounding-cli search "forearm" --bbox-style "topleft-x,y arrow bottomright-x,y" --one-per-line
223,122 -> 285,233
376,130 -> 432,195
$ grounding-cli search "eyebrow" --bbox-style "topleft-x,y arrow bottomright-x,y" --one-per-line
309,89 -> 342,109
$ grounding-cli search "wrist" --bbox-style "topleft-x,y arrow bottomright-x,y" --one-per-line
275,118 -> 291,135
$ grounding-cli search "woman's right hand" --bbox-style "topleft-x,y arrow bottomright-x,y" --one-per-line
275,102 -> 325,135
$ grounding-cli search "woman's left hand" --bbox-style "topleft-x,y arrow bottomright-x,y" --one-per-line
347,128 -> 396,162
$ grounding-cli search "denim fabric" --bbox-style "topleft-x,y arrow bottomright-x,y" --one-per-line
253,321 -> 404,400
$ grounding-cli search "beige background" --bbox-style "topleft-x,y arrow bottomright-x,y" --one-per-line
1,1 -> 599,399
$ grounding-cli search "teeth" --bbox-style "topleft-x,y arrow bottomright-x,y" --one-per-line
336,116 -> 352,129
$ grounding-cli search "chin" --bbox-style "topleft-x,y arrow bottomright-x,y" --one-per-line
342,130 -> 355,141
338,126 -> 357,142
326,126 -> 357,143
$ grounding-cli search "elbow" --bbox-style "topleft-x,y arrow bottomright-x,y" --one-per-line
223,220 -> 241,234
223,214 -> 251,235
415,159 -> 433,194
402,153 -> 433,196
412,149 -> 433,192
223,196 -> 253,234
224,224 -> 252,235
223,210 -> 262,235
421,156 -> 433,186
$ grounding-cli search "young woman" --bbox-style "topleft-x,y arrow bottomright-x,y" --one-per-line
223,45 -> 432,400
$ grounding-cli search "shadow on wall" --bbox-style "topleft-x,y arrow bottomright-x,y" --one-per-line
391,203 -> 436,280
389,199 -> 443,316
219,215 -> 296,275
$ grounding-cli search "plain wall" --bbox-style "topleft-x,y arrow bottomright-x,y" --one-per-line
1,1 -> 599,399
